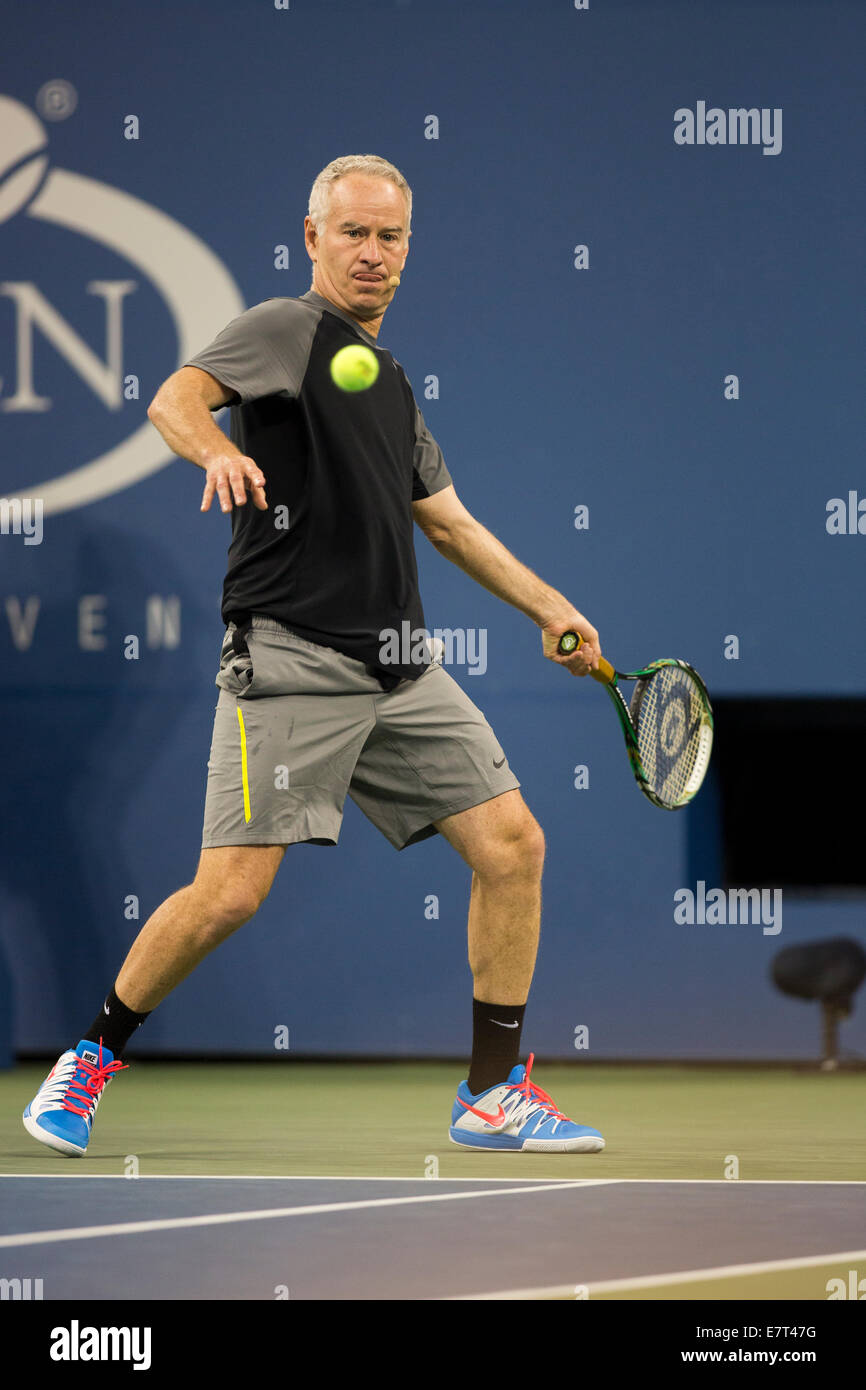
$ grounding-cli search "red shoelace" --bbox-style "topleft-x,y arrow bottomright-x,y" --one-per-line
61,1040 -> 128,1117
511,1053 -> 570,1123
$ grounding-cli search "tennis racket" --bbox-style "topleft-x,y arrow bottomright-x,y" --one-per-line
557,631 -> 714,810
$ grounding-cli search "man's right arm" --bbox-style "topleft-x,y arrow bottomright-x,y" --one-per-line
147,366 -> 267,512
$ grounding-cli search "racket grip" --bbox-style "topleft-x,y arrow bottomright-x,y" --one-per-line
591,658 -> 616,684
557,631 -> 615,684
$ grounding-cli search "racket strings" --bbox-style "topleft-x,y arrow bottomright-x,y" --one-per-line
630,666 -> 709,807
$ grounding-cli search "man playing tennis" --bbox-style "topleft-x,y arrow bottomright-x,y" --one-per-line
24,155 -> 605,1157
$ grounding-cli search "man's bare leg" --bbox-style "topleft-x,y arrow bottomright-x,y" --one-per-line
432,788 -> 544,1095
23,845 -> 288,1157
115,845 -> 286,1012
434,789 -> 604,1150
434,788 -> 545,1006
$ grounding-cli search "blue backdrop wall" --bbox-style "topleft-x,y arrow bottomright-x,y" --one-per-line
1,0 -> 863,1062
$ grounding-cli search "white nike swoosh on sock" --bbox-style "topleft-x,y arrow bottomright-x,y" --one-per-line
491,1019 -> 519,1028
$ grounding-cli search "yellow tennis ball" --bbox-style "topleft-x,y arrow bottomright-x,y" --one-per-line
330,344 -> 379,392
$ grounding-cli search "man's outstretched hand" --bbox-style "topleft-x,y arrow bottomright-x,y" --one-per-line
541,610 -> 602,677
200,453 -> 268,513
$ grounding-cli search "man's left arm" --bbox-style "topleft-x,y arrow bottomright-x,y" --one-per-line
412,485 -> 602,676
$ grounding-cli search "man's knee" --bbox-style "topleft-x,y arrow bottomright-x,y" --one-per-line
190,846 -> 284,931
511,816 -> 546,872
206,885 -> 266,930
479,810 -> 545,880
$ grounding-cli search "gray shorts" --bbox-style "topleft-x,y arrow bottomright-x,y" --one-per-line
201,617 -> 521,851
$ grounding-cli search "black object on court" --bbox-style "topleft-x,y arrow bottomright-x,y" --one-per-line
771,938 -> 866,1009
771,937 -> 866,1069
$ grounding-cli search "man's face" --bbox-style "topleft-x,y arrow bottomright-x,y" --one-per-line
305,173 -> 410,322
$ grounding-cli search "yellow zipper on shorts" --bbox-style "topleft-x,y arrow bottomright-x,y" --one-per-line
236,706 -> 252,823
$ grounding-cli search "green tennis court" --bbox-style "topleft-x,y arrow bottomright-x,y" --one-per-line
4,1062 -> 862,1180
3,1062 -> 863,1300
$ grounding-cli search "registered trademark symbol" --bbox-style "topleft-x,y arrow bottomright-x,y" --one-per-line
36,80 -> 78,121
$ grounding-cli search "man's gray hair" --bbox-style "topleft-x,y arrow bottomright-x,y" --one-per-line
308,155 -> 412,236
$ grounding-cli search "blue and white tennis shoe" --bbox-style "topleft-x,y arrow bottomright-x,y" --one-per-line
450,1053 -> 604,1152
23,1039 -> 127,1156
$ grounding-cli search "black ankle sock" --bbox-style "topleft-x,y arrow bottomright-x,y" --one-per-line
468,998 -> 526,1096
84,986 -> 151,1058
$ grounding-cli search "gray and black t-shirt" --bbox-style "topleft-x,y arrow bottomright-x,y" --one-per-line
183,290 -> 452,686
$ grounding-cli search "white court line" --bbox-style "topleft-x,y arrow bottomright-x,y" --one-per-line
554,1179 -> 866,1186
604,1179 -> 866,1186
0,1178 -> 619,1249
1,1174 -> 863,1184
0,1173 -> 613,1184
456,1248 -> 866,1300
